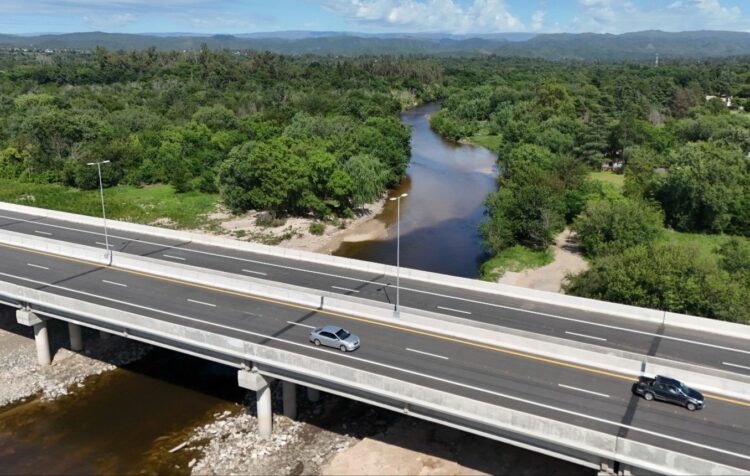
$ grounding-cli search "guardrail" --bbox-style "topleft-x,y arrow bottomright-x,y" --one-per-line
0,228 -> 749,403
1,201 -> 748,340
0,278 -> 744,476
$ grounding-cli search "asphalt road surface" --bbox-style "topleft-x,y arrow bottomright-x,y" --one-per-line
0,241 -> 748,471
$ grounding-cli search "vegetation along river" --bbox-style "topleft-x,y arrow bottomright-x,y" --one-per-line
0,102 -> 498,473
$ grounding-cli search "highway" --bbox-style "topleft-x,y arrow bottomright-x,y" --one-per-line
0,238 -> 749,471
1,207 -> 749,378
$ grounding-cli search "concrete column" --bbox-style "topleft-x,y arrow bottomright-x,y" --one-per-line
256,379 -> 273,438
33,321 -> 52,366
17,309 -> 51,367
99,330 -> 110,340
306,387 -> 320,402
282,381 -> 297,419
68,323 -> 83,352
237,369 -> 274,438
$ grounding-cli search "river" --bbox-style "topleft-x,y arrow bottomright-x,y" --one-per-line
335,102 -> 498,277
0,102 -> 498,474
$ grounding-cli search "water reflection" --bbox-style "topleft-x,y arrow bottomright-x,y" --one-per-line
335,102 -> 498,278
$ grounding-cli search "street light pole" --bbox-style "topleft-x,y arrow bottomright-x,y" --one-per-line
388,193 -> 408,317
87,160 -> 111,262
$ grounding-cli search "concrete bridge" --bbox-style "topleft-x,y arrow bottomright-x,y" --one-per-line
1,202 -> 750,475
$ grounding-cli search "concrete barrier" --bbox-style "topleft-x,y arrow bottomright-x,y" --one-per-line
0,279 -> 744,475
1,227 -> 749,402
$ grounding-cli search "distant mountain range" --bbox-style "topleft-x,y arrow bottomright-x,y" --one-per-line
1,30 -> 750,60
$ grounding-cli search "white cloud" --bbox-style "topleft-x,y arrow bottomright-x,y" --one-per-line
83,12 -> 137,28
323,0 -> 524,33
531,9 -> 544,31
571,0 -> 750,33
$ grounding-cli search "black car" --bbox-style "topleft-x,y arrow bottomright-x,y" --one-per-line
634,375 -> 705,411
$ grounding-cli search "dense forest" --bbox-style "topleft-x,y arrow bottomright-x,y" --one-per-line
0,48 -> 441,217
2,47 -> 750,322
433,57 -> 750,322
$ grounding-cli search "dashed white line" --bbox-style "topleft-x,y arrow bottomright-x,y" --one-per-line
102,280 -> 128,288
287,321 -> 315,329
565,331 -> 607,342
437,305 -> 471,315
558,384 -> 610,398
27,263 -> 49,270
187,299 -> 216,307
0,269 -> 747,463
723,362 -> 750,372
34,230 -> 52,236
95,242 -> 113,248
163,254 -> 186,261
331,286 -> 360,293
406,348 -> 449,360
242,269 -> 268,276
4,212 -> 750,360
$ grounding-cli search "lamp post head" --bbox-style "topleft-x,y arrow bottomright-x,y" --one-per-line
388,193 -> 408,201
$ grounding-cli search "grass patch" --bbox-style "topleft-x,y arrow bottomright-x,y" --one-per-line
660,230 -> 748,264
589,171 -> 624,197
466,135 -> 502,151
479,245 -> 554,281
0,179 -> 218,229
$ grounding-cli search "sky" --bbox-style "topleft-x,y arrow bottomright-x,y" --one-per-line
1,0 -> 750,35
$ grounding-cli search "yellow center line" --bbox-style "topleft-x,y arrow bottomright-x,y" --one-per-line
3,241 -> 750,408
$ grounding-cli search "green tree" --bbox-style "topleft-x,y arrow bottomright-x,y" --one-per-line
572,198 -> 664,257
564,243 -> 750,323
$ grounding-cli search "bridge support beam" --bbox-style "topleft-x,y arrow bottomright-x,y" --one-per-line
238,369 -> 274,438
306,387 -> 320,402
16,309 -> 51,366
282,381 -> 297,419
68,323 -> 83,352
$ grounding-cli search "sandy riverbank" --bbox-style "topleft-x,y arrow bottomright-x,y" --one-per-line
498,229 -> 589,293
193,196 -> 389,255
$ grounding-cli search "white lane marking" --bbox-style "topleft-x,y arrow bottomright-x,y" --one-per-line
437,306 -> 471,315
406,348 -> 449,360
242,269 -> 268,276
287,321 -> 315,329
565,331 -> 607,342
102,280 -> 128,288
187,299 -> 216,307
34,230 -> 52,236
163,254 -> 186,261
27,263 -> 49,270
331,286 -> 360,293
3,270 -> 746,464
723,362 -> 750,372
3,212 -> 749,359
95,242 -> 112,248
558,384 -> 610,398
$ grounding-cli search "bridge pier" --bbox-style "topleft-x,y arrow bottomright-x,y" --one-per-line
306,387 -> 320,402
16,309 -> 51,366
238,369 -> 274,438
282,381 -> 297,419
68,323 -> 83,352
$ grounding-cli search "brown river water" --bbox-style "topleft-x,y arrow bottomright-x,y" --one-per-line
0,102 -> 498,474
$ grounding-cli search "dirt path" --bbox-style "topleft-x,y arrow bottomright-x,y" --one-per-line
498,229 -> 588,292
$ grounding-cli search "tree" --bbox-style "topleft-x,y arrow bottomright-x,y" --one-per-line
572,198 -> 663,257
344,154 -> 389,208
655,142 -> 749,234
564,243 -> 750,323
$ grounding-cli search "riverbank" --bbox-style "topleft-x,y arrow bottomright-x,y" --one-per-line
0,307 -> 150,408
496,229 -> 589,292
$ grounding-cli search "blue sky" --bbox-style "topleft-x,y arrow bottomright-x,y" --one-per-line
1,0 -> 749,35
